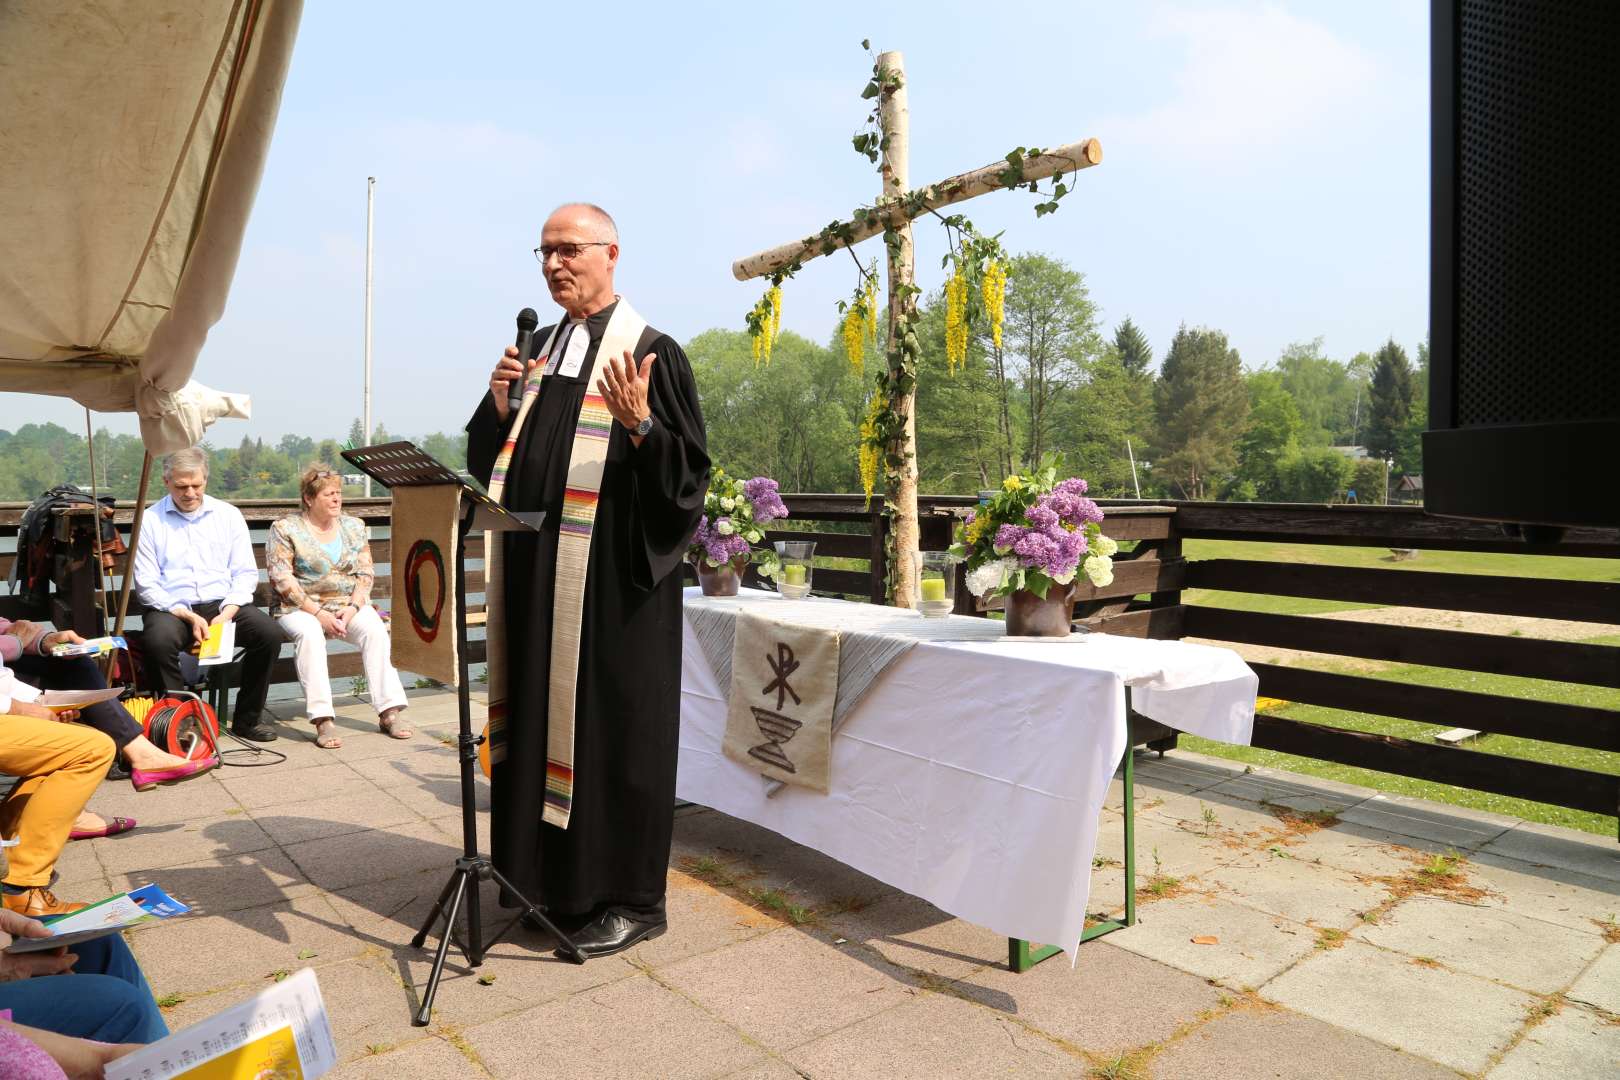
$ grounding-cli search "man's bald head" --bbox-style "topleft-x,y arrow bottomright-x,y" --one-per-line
547,203 -> 618,244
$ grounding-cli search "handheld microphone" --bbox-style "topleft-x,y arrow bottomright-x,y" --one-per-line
509,307 -> 540,414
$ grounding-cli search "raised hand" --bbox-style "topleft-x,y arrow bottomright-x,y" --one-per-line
596,348 -> 655,435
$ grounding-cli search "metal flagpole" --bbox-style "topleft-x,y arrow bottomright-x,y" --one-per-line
1127,438 -> 1142,499
364,176 -> 375,497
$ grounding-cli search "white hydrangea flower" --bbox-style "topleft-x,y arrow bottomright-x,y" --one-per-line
715,519 -> 735,536
1050,565 -> 1077,585
966,559 -> 1009,598
1083,556 -> 1113,588
744,529 -> 762,543
720,497 -> 736,511
1094,534 -> 1118,558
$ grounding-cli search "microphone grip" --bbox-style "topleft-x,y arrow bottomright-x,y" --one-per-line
507,326 -> 534,415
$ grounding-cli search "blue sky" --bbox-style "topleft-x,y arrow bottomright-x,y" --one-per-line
11,1 -> 1429,442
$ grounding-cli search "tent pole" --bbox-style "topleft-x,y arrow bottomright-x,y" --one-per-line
84,410 -> 109,634
114,452 -> 154,636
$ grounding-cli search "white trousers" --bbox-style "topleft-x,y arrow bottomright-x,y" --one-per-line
276,604 -> 408,720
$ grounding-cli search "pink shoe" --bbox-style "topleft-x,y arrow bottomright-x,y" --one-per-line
130,755 -> 219,792
69,816 -> 137,841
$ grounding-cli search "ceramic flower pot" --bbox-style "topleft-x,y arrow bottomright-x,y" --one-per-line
695,556 -> 749,597
1004,584 -> 1077,637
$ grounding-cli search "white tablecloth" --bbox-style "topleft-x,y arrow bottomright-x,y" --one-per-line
676,588 -> 1257,958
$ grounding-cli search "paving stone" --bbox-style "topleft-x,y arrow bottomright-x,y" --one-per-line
253,787 -> 422,846
1151,1007 -> 1461,1080
786,987 -> 1082,1076
1130,812 -> 1248,883
670,809 -> 799,874
1197,849 -> 1387,926
1261,939 -> 1534,1074
346,744 -> 465,788
1467,851 -> 1620,935
1336,795 -> 1517,850
87,770 -> 241,828
282,820 -> 460,892
1107,894 -> 1320,990
1139,789 -> 1285,835
361,771 -> 487,822
658,926 -> 918,1051
462,972 -> 766,1079
48,835 -> 107,886
1261,820 -> 1455,879
327,1035 -> 490,1079
1198,771 -> 1373,816
1486,1003 -> 1620,1080
92,814 -> 278,875
1477,821 -> 1620,886
108,846 -> 315,916
620,866 -> 783,970
219,762 -> 376,810
1131,751 -> 1242,794
1566,943 -> 1620,1014
1355,895 -> 1605,994
128,893 -> 366,997
816,890 -> 1006,982
714,1059 -> 802,1079
951,939 -> 1224,1056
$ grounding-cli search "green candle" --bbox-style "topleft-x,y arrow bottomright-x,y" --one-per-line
920,577 -> 946,602
783,563 -> 807,585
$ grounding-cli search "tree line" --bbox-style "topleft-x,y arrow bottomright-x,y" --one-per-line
2,250 -> 1423,506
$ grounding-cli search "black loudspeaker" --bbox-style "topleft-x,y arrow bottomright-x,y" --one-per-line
1426,1 -> 1620,528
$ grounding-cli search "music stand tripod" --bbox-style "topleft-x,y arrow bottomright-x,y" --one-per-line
342,442 -> 586,1028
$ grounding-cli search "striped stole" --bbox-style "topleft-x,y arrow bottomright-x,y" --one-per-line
484,298 -> 649,829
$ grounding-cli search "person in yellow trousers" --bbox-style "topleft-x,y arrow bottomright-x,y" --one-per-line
0,655 -> 113,917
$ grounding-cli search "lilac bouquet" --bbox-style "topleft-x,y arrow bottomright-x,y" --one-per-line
688,470 -> 788,576
950,455 -> 1117,599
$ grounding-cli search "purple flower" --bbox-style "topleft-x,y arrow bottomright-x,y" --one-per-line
743,476 -> 788,523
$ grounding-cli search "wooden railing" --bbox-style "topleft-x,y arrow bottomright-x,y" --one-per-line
5,496 -> 1617,827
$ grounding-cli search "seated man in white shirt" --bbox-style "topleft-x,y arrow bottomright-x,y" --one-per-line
132,448 -> 286,742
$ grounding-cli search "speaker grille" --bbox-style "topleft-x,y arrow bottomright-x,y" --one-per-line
1455,1 -> 1619,427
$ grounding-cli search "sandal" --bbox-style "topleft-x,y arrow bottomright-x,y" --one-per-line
311,717 -> 343,749
378,709 -> 413,740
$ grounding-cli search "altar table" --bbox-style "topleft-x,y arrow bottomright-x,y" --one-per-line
676,588 -> 1257,962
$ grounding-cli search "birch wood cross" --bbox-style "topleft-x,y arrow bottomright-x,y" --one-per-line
731,51 -> 1102,605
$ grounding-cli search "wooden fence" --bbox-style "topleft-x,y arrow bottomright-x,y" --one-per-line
4,496 -> 1617,826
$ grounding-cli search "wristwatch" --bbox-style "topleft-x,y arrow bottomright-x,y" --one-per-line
632,414 -> 654,437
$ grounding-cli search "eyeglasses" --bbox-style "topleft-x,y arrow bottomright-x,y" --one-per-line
533,241 -> 610,265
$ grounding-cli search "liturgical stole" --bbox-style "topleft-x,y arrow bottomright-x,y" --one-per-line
484,298 -> 649,829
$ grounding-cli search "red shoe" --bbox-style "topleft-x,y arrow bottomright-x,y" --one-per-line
130,755 -> 218,792
69,816 -> 137,841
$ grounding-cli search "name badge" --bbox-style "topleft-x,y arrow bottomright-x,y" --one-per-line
557,324 -> 590,377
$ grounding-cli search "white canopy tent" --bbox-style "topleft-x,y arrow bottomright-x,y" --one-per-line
0,0 -> 303,453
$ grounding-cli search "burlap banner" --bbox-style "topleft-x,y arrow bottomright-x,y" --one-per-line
722,609 -> 839,793
390,484 -> 460,687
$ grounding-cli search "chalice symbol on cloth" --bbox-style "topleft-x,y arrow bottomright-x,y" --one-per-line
749,641 -> 803,772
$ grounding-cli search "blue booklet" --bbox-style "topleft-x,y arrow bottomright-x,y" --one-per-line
7,883 -> 190,953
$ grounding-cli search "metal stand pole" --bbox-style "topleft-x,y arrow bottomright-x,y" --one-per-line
409,501 -> 584,1026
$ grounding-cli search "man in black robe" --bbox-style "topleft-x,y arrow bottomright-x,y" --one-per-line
466,203 -> 708,958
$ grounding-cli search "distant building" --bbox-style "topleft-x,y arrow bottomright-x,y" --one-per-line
1393,474 -> 1423,505
1330,445 -> 1370,460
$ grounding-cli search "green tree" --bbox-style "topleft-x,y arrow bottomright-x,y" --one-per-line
1273,446 -> 1354,503
1151,325 -> 1249,500
1112,316 -> 1152,378
998,253 -> 1104,466
1364,338 -> 1414,461
915,286 -> 1006,491
1053,349 -> 1139,496
1348,456 -> 1389,504
1232,370 -> 1303,500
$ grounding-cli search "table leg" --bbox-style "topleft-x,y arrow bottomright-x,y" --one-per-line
1007,708 -> 1138,973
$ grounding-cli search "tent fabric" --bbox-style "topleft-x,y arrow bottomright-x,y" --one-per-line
0,0 -> 302,452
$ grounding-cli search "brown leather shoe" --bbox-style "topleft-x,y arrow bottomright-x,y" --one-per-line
2,886 -> 88,917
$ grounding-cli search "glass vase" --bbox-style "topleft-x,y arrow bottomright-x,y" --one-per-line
774,540 -> 815,599
915,551 -> 956,617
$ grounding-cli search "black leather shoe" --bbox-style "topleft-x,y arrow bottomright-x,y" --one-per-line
105,760 -> 131,782
555,910 -> 666,961
231,722 -> 279,743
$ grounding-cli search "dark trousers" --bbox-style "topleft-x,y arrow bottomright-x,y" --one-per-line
11,654 -> 142,756
142,601 -> 284,729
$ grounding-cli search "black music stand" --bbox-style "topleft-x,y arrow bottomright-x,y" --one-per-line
341,441 -> 586,1028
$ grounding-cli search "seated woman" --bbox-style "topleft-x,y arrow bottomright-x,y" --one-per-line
0,906 -> 166,1071
0,658 -> 113,916
268,465 -> 411,749
0,617 -> 215,796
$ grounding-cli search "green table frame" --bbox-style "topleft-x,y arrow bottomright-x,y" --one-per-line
1007,706 -> 1138,973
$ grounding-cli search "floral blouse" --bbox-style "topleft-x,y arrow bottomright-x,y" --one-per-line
266,514 -> 374,617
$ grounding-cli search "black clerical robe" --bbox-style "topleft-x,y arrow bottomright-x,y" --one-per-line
466,301 -> 708,916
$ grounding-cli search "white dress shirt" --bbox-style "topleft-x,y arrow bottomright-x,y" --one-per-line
133,494 -> 259,611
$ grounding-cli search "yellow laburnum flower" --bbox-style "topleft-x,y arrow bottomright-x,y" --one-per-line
858,392 -> 883,504
981,260 -> 1007,351
944,266 -> 968,374
841,303 -> 865,374
768,285 -> 783,346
